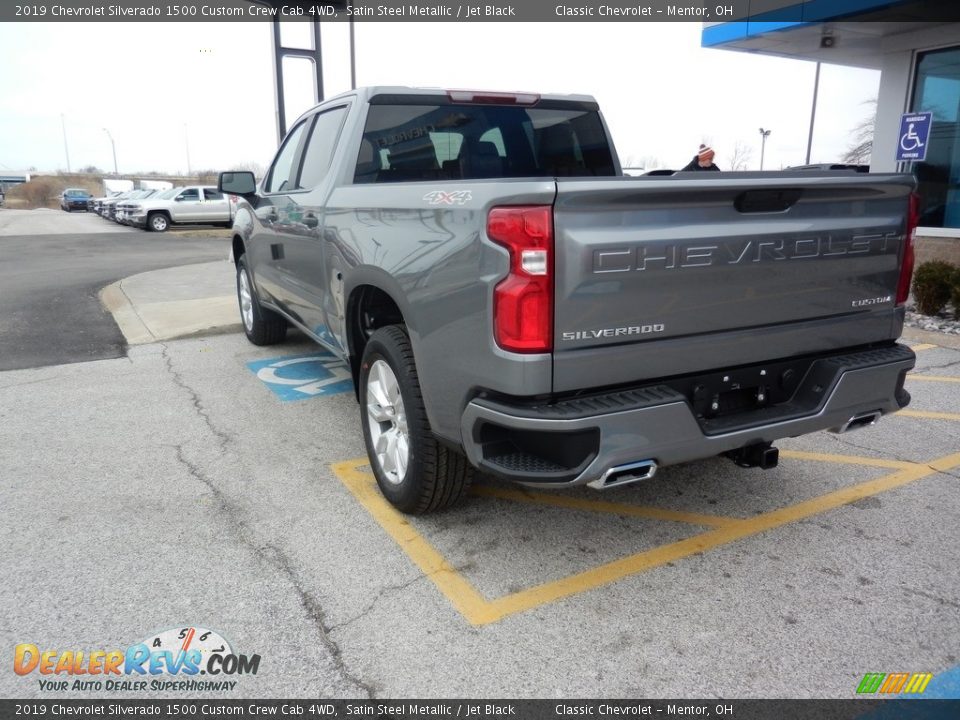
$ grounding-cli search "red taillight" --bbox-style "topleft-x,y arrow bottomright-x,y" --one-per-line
447,90 -> 540,106
897,192 -> 920,306
487,206 -> 553,353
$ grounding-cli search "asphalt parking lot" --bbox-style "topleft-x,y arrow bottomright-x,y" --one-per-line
0,211 -> 227,371
2,325 -> 958,699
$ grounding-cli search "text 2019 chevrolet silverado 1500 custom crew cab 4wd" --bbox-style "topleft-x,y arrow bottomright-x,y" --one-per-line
220,86 -> 918,515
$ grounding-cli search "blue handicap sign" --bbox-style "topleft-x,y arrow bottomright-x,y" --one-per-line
896,112 -> 932,162
247,351 -> 353,401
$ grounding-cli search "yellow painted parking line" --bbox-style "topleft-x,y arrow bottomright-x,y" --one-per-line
486,462 -> 936,622
908,375 -> 960,383
470,485 -> 739,528
929,451 -> 960,472
332,450 -> 960,626
778,449 -> 915,470
909,343 -> 937,352
331,460 -> 500,625
897,409 -> 960,422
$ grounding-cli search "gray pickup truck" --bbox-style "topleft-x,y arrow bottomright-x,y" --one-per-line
220,86 -> 918,515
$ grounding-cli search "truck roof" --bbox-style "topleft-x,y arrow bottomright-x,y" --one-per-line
304,85 -> 600,116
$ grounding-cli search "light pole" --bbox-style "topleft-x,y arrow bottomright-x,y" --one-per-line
103,128 -> 118,175
184,123 -> 192,176
61,114 -> 71,173
805,62 -> 821,164
758,127 -> 772,170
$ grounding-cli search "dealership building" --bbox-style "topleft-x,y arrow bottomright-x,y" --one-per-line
704,0 -> 960,259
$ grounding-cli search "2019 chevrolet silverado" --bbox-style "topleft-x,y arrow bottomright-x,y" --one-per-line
220,86 -> 918,515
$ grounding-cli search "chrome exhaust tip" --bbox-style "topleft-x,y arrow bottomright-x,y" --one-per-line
831,410 -> 882,434
588,460 -> 658,490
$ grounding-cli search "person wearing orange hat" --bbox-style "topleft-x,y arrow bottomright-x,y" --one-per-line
681,144 -> 720,171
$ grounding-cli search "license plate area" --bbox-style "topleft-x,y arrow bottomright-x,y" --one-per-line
666,357 -> 814,420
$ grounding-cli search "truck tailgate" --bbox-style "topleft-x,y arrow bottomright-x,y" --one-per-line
552,173 -> 914,392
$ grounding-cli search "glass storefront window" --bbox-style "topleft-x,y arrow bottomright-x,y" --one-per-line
912,46 -> 960,228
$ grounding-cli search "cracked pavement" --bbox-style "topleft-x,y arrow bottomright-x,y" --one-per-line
1,333 -> 959,699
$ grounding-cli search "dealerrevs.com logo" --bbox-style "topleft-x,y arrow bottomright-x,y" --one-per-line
14,626 -> 260,692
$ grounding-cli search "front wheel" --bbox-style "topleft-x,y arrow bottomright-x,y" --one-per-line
360,325 -> 473,514
148,212 -> 169,232
236,256 -> 287,346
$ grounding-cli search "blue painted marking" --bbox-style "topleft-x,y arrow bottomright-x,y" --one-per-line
247,352 -> 353,401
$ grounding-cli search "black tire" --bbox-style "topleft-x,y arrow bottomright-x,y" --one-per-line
147,212 -> 169,232
359,325 -> 473,514
236,256 -> 286,346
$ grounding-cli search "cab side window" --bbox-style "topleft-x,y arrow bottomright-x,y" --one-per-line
266,120 -> 310,194
298,106 -> 348,189
178,188 -> 199,201
203,189 -> 223,201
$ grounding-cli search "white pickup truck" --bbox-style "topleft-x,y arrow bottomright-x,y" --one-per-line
124,185 -> 234,232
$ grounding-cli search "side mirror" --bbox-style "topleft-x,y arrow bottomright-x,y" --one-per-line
219,171 -> 256,196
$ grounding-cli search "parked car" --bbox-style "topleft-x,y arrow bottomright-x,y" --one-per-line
98,190 -> 140,220
60,188 -> 92,211
221,86 -> 917,515
108,189 -> 158,223
116,187 -> 180,225
126,186 -> 233,232
92,190 -> 130,217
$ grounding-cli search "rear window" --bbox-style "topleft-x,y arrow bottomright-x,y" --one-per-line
354,103 -> 616,183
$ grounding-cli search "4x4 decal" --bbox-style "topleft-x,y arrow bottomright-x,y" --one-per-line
423,190 -> 472,206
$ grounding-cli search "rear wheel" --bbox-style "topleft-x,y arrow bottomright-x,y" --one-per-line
360,325 -> 473,514
148,212 -> 169,232
237,256 -> 286,346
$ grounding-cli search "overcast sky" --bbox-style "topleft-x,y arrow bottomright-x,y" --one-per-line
0,20 -> 880,175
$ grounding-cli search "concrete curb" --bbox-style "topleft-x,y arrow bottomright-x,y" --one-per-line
99,268 -> 242,345
99,281 -> 155,344
902,326 -> 960,351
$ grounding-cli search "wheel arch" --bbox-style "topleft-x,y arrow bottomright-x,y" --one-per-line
231,235 -> 246,265
146,208 -> 172,225
346,280 -> 411,396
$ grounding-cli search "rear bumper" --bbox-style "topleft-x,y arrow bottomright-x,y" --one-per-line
460,344 -> 915,487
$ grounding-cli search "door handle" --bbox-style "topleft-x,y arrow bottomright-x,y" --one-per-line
303,213 -> 319,229
256,207 -> 278,223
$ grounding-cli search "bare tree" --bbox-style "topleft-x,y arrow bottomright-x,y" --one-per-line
621,154 -> 663,174
233,160 -> 267,179
638,155 -> 664,171
727,142 -> 753,171
843,98 -> 877,165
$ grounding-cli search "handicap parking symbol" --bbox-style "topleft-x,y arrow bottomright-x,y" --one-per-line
247,352 -> 353,401
896,112 -> 932,162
